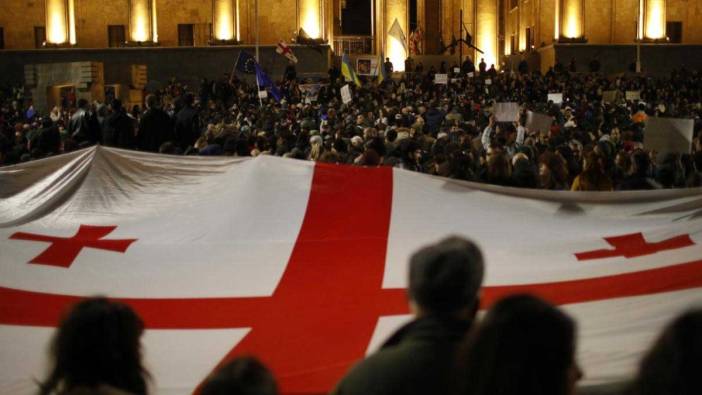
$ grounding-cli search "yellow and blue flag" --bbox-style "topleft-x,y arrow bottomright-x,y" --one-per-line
341,53 -> 361,87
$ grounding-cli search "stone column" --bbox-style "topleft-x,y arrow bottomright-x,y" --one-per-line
557,0 -> 585,41
213,0 -> 238,41
128,0 -> 157,43
476,0 -> 498,69
45,0 -> 76,45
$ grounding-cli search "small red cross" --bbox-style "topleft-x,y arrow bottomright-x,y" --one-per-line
9,225 -> 137,268
575,232 -> 695,261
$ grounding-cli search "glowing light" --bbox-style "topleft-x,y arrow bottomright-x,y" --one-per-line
129,0 -> 153,42
300,0 -> 321,39
214,0 -> 236,40
46,0 -> 68,44
644,0 -> 665,39
476,0 -> 498,69
385,6 -> 406,72
561,0 -> 583,39
67,0 -> 76,44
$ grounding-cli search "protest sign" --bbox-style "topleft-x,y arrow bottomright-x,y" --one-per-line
548,93 -> 563,104
494,102 -> 520,122
341,84 -> 352,104
526,111 -> 554,134
643,117 -> 694,160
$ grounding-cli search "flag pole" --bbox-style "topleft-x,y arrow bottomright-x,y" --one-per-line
230,52 -> 242,85
255,0 -> 260,62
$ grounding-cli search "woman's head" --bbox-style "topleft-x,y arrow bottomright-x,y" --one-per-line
40,297 -> 148,395
456,294 -> 580,395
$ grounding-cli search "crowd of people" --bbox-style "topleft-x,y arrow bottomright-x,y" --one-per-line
38,236 -> 702,395
2,62 -> 702,191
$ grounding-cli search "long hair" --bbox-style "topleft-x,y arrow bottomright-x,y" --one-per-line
627,309 -> 702,395
39,297 -> 149,395
577,151 -> 612,191
455,294 -> 576,395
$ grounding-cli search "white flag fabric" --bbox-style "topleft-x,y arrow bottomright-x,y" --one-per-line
388,18 -> 408,53
2,146 -> 702,394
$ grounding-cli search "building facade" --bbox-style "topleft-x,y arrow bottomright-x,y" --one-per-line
1,0 -> 701,71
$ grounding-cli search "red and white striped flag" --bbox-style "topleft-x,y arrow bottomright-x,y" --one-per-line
1,146 -> 702,394
276,41 -> 298,64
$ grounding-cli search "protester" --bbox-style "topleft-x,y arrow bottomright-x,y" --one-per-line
38,297 -> 149,395
331,236 -> 484,395
2,67 -> 701,193
201,357 -> 278,395
626,309 -> 702,395
454,294 -> 582,395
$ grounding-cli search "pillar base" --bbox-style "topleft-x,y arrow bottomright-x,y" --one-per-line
209,39 -> 240,46
125,41 -> 159,47
42,43 -> 76,48
557,37 -> 588,44
639,38 -> 669,44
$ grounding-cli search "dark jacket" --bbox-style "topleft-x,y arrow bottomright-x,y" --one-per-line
332,316 -> 472,395
137,108 -> 173,152
174,106 -> 200,150
69,109 -> 98,143
102,110 -> 135,149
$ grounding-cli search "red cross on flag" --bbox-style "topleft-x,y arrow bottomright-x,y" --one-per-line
276,41 -> 298,64
1,146 -> 702,394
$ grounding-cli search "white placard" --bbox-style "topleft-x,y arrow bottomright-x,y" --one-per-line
258,90 -> 268,99
643,117 -> 694,160
453,67 -> 460,73
526,111 -> 554,133
494,102 -> 520,122
467,72 -> 475,78
548,93 -> 563,104
434,74 -> 448,85
485,79 -> 492,85
626,91 -> 641,101
341,84 -> 352,104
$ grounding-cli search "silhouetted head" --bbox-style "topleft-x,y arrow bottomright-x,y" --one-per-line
455,294 -> 581,395
201,357 -> 278,395
408,236 -> 484,317
628,309 -> 702,395
39,297 -> 148,395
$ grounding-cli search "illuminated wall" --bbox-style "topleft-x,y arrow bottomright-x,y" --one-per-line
559,0 -> 584,39
45,0 -> 76,45
300,0 -> 322,39
129,0 -> 157,42
213,0 -> 237,40
643,0 -> 666,39
385,0 -> 408,71
476,0 -> 498,69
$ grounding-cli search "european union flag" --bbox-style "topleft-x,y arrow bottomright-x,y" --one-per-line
255,63 -> 283,102
235,51 -> 257,74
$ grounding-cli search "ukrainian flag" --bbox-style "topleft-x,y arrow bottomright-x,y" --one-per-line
341,53 -> 361,87
376,50 -> 388,85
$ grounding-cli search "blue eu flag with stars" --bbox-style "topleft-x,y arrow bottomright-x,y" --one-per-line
235,51 -> 257,74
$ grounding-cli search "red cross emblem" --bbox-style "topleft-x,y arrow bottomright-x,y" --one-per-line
10,225 -> 137,268
2,163 -> 702,394
575,232 -> 695,261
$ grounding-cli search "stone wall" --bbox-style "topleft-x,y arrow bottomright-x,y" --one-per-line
533,44 -> 702,75
0,45 -> 331,88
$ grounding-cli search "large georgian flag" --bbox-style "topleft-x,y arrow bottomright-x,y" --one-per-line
1,146 -> 702,394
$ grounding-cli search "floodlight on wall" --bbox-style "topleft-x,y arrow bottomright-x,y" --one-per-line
556,0 -> 586,43
212,0 -> 239,43
45,0 -> 76,46
128,0 -> 158,44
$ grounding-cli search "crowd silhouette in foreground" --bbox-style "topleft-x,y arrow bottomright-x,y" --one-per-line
2,64 -> 702,190
37,237 -> 702,395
